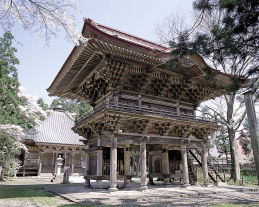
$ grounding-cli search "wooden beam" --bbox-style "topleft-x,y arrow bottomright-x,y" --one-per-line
115,131 -> 202,142
63,51 -> 97,93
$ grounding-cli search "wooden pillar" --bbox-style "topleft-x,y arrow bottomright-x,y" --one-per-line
162,149 -> 170,184
181,145 -> 189,187
85,143 -> 90,187
109,134 -> 118,192
54,152 -> 58,175
244,91 -> 259,185
96,136 -> 103,188
71,151 -> 75,175
201,143 -> 209,186
148,153 -> 154,184
52,152 -> 55,167
139,137 -> 148,190
64,153 -> 67,166
124,144 -> 131,187
38,152 -> 43,176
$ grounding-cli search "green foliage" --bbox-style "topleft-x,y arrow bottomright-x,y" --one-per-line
169,31 -> 193,57
0,133 -> 20,179
37,97 -> 49,111
50,98 -> 92,120
224,77 -> 245,94
0,32 -> 34,179
219,0 -> 237,6
192,0 -> 258,59
0,32 -> 22,126
0,32 -> 33,130
202,67 -> 217,81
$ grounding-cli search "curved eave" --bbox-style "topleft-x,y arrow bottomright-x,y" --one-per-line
35,141 -> 85,146
47,38 -> 166,98
47,45 -> 79,93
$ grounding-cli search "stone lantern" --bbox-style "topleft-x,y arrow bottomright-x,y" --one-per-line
56,155 -> 64,176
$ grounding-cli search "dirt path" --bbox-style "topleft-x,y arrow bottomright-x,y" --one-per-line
46,181 -> 259,207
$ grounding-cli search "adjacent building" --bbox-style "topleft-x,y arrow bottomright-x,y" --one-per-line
20,104 -> 86,176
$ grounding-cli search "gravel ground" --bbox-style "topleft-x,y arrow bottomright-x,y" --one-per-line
45,179 -> 259,207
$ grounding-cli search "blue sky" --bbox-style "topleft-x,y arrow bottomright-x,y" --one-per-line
7,0 -> 194,104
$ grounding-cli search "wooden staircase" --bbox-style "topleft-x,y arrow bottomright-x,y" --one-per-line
188,149 -> 226,183
16,166 -> 38,176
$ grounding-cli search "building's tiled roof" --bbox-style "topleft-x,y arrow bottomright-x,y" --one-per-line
86,18 -> 171,53
26,106 -> 85,146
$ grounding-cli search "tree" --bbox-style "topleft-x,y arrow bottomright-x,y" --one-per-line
0,32 -> 36,179
214,126 -> 230,159
19,90 -> 49,126
0,32 -> 24,128
192,0 -> 259,88
37,97 -> 49,111
50,98 -> 92,120
0,0 -> 80,44
0,32 -> 24,178
239,131 -> 252,156
190,0 -> 258,183
158,0 -> 258,183
0,132 -> 27,180
155,12 -> 191,45
193,0 -> 258,53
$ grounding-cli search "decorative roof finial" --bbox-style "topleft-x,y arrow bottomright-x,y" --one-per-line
54,102 -> 65,112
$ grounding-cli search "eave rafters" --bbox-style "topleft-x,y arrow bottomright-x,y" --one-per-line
49,35 -> 228,105
92,39 -> 163,65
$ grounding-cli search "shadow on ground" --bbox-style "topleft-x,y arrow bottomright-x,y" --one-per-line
1,181 -> 259,207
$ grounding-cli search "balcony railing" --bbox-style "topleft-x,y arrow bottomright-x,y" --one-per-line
76,100 -> 217,126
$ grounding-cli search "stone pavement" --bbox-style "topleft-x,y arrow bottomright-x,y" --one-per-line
45,180 -> 259,207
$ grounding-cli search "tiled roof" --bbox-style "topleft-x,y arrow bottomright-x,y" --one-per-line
26,108 -> 85,146
87,18 -> 170,52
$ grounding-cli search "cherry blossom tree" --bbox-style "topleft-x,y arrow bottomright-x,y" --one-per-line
0,0 -> 80,44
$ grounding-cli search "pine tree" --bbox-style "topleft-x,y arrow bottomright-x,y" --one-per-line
0,32 -> 24,127
164,0 -> 258,183
0,32 -> 27,179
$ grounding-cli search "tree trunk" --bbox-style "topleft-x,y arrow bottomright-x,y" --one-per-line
228,127 -> 240,182
226,94 -> 240,183
0,166 -> 2,181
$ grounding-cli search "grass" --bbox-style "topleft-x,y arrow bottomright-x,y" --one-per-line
0,183 -> 82,207
0,179 -> 117,207
196,168 -> 258,187
240,175 -> 258,187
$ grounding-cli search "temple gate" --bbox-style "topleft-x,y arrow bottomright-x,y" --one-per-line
47,19 -> 232,191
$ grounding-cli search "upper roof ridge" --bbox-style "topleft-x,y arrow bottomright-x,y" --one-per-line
83,18 -> 173,53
